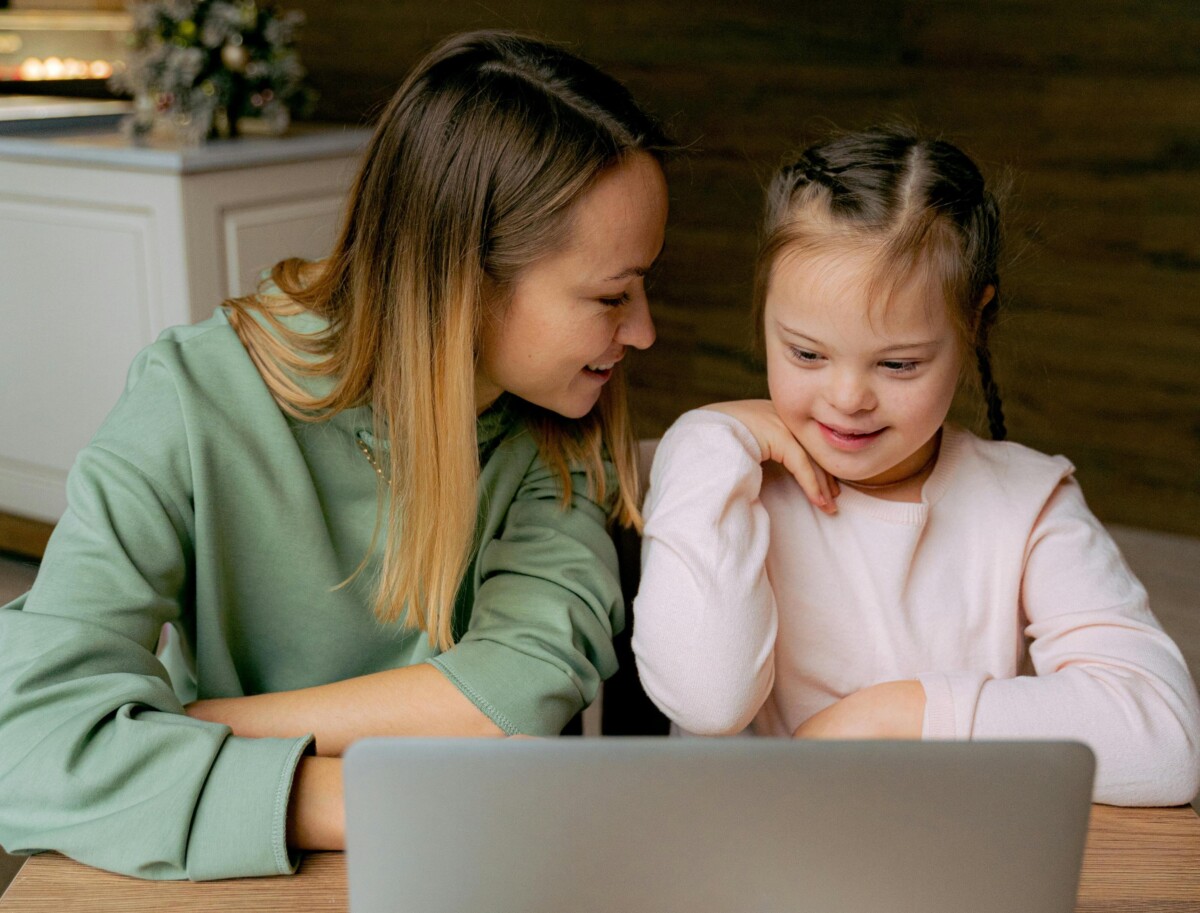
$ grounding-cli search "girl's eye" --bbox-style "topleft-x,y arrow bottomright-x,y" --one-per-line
598,292 -> 631,307
881,360 -> 919,374
789,347 -> 823,364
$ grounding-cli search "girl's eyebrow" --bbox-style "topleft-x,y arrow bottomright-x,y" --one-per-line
776,320 -> 941,351
775,322 -> 825,347
877,340 -> 942,352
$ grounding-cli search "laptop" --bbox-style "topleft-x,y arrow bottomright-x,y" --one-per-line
344,737 -> 1094,913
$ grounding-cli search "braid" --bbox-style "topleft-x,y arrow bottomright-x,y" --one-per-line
974,288 -> 1006,441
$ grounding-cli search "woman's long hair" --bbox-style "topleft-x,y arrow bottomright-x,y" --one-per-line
226,31 -> 672,649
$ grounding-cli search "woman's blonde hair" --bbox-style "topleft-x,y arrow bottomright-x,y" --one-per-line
226,31 -> 672,649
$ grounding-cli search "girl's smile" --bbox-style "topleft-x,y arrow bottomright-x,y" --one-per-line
817,421 -> 886,451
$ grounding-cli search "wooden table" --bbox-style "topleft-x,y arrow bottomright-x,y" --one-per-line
2,805 -> 1198,911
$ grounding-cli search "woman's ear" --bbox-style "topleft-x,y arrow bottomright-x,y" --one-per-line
977,284 -> 997,312
479,274 -> 508,324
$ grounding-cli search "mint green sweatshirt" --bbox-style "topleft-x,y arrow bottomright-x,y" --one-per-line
0,311 -> 623,880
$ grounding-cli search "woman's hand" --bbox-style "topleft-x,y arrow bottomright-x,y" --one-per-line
702,400 -> 838,513
792,680 -> 926,740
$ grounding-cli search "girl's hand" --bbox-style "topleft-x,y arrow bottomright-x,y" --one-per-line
703,400 -> 839,513
792,680 -> 926,740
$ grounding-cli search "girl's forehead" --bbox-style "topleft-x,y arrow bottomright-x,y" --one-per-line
767,245 -> 955,342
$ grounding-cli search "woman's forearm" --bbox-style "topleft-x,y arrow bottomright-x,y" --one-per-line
287,756 -> 345,850
187,663 -> 504,754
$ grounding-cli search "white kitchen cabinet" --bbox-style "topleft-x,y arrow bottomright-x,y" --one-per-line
0,124 -> 370,527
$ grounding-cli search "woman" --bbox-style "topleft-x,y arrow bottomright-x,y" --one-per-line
0,30 -> 671,880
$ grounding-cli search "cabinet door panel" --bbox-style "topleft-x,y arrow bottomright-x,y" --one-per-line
0,199 -> 161,521
222,195 -> 344,298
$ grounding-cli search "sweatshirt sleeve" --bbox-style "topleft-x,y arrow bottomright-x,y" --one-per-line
967,478 -> 1200,806
631,410 -> 778,734
0,350 -> 313,880
428,455 -> 624,736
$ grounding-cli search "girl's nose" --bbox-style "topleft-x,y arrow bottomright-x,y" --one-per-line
617,294 -> 656,351
826,368 -> 876,414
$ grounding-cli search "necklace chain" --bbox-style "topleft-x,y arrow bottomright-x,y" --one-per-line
357,438 -> 390,486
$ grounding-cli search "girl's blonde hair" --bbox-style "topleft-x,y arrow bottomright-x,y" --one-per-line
754,127 -> 1006,440
226,31 -> 672,649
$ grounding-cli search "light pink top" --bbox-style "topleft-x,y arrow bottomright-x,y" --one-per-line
632,409 -> 1200,806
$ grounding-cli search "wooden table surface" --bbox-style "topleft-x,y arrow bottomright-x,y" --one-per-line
2,805 -> 1198,912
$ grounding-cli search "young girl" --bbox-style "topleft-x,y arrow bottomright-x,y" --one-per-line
631,128 -> 1200,807
0,31 -> 670,879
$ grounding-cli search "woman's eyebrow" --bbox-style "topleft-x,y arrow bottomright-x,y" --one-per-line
603,265 -> 649,282
603,242 -> 666,282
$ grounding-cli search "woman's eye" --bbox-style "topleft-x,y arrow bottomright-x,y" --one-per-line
598,292 -> 631,307
881,360 -> 918,374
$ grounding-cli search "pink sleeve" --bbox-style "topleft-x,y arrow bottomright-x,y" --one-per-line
971,478 -> 1200,806
919,672 -> 990,740
631,410 -> 777,735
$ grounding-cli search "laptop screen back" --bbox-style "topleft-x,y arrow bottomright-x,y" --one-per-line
344,737 -> 1093,913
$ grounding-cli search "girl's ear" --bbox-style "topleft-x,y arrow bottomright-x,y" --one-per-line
970,284 -> 997,335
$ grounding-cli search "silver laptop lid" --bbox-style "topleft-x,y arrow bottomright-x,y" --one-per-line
344,737 -> 1094,913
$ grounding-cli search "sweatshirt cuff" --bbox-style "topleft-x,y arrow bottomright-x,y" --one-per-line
428,647 -> 582,736
185,733 -> 314,880
918,672 -> 991,740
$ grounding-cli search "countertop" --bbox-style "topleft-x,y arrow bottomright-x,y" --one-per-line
0,119 -> 372,174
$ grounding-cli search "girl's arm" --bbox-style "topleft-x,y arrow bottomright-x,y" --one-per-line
939,478 -> 1200,806
632,407 -> 830,734
792,680 -> 926,739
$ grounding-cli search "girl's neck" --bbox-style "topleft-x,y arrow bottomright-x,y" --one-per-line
837,431 -> 942,503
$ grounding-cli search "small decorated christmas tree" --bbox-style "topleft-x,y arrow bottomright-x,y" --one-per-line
110,0 -> 317,144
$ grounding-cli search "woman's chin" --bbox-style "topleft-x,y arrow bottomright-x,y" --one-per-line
527,392 -> 600,421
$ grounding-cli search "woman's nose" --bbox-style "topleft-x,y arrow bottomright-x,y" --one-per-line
617,294 -> 656,350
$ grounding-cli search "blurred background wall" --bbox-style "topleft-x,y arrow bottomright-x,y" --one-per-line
291,0 -> 1199,535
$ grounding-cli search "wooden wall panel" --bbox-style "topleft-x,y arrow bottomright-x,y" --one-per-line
288,0 -> 1200,535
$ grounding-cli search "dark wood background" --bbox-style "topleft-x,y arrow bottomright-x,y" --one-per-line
290,0 -> 1200,536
